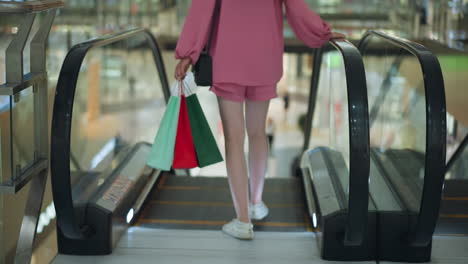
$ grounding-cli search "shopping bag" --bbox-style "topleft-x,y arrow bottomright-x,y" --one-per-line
146,91 -> 181,171
185,93 -> 224,167
180,72 -> 223,167
172,95 -> 198,169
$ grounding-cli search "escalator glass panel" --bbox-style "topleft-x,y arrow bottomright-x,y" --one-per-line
359,30 -> 446,262
69,34 -> 165,185
362,35 -> 426,213
301,41 -> 373,261
51,29 -> 169,255
309,50 -> 350,206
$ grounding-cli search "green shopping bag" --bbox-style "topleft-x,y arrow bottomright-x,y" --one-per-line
147,95 -> 181,171
185,94 -> 223,167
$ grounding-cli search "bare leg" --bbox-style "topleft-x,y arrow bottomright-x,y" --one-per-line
217,97 -> 250,223
245,99 -> 270,204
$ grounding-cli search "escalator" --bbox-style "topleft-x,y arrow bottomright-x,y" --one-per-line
134,174 -> 310,232
300,40 -> 373,261
50,27 -> 451,263
359,30 -> 447,262
50,28 -> 371,260
51,28 -> 169,255
439,135 -> 468,235
301,30 -> 448,262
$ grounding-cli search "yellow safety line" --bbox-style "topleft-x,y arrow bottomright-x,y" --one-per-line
442,197 -> 468,201
150,200 -> 304,208
436,233 -> 468,237
136,218 -> 307,227
303,211 -> 313,232
440,214 -> 468,219
135,174 -> 168,221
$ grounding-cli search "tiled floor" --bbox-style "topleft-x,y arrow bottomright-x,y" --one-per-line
52,227 -> 468,264
51,228 -> 372,264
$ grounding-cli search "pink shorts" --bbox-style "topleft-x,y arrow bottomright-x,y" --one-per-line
209,83 -> 277,102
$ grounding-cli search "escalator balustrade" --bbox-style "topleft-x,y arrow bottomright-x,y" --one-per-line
300,39 -> 373,261
360,30 -> 447,262
51,28 -> 169,255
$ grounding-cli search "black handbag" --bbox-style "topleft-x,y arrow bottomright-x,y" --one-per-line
192,0 -> 220,86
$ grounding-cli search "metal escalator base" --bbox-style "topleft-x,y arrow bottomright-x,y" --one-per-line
301,147 -> 377,261
370,149 -> 431,262
57,142 -> 159,255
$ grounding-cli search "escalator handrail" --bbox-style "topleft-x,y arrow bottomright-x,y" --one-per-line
0,0 -> 64,13
304,39 -> 370,246
358,30 -> 447,247
51,28 -> 170,240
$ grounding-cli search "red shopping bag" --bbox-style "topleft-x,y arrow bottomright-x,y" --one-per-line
172,95 -> 198,169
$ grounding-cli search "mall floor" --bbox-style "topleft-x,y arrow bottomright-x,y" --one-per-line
51,228 -> 468,264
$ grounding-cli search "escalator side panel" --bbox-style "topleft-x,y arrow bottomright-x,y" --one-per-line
321,211 -> 377,261
301,147 -> 376,261
370,149 -> 431,261
378,150 -> 422,212
368,154 -> 402,211
378,212 -> 431,263
301,148 -> 341,217
57,205 -> 112,255
57,143 -> 159,255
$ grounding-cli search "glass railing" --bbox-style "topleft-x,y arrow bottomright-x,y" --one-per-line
303,39 -> 369,246
438,51 -> 468,160
307,48 -> 351,169
51,28 -> 169,239
446,135 -> 468,180
1,2 -> 64,263
359,30 -> 446,246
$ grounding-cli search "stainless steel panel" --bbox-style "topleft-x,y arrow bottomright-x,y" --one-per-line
301,148 -> 341,217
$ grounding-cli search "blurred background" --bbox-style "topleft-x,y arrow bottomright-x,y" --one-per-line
0,0 -> 467,263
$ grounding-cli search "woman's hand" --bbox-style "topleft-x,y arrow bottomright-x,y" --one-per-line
175,57 -> 192,80
330,32 -> 346,40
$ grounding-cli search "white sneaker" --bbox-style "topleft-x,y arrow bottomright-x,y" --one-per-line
249,201 -> 269,220
222,219 -> 254,240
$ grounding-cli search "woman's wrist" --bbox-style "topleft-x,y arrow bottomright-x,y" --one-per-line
182,57 -> 193,65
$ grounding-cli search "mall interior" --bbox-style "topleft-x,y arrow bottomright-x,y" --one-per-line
0,0 -> 467,263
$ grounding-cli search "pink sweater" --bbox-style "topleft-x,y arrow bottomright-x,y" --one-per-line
175,0 -> 332,86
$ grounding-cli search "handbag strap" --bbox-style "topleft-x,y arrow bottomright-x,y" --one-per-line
203,0 -> 221,55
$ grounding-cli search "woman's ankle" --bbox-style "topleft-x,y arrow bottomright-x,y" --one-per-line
237,217 -> 251,224
251,200 -> 262,205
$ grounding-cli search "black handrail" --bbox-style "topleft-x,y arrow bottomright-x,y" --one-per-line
302,47 -> 323,153
51,28 -> 170,240
303,39 -> 370,246
358,30 -> 447,247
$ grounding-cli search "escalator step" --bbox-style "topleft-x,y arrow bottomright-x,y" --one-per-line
442,179 -> 468,197
435,179 -> 468,236
133,174 -> 312,232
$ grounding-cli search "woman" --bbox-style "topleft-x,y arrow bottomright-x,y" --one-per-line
174,0 -> 345,240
